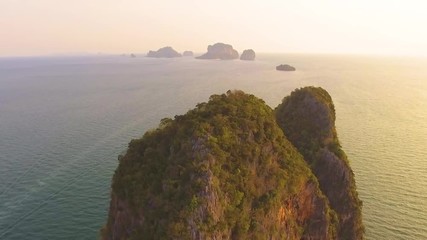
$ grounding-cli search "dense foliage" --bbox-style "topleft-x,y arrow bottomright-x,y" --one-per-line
102,90 -> 337,239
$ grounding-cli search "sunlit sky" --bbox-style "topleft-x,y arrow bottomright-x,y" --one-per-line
1,0 -> 427,57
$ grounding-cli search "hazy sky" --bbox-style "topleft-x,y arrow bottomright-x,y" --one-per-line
1,0 -> 427,57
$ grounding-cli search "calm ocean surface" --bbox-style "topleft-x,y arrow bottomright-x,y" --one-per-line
0,54 -> 426,239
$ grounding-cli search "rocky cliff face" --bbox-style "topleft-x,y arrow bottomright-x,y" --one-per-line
101,87 -> 363,240
275,87 -> 364,239
196,43 -> 239,60
147,46 -> 182,58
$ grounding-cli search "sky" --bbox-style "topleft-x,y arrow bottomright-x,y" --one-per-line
1,0 -> 427,57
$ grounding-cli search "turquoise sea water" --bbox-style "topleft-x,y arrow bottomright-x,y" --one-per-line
0,54 -> 426,239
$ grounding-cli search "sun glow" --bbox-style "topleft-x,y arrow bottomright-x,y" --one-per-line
1,0 -> 426,56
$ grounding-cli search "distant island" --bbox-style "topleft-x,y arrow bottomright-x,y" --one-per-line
144,43 -> 259,62
147,46 -> 182,58
101,87 -> 364,240
196,42 -> 239,60
276,64 -> 296,71
183,51 -> 194,57
240,49 -> 256,61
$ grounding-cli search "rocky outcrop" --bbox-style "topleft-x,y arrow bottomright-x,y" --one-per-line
183,51 -> 194,57
146,46 -> 182,58
101,89 -> 347,240
275,87 -> 364,240
276,64 -> 296,71
240,49 -> 256,61
196,43 -> 239,60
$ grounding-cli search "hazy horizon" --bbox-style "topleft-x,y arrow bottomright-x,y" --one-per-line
1,0 -> 427,57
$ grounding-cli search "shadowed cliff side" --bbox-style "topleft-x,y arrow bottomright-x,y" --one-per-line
275,87 -> 364,240
101,90 -> 338,240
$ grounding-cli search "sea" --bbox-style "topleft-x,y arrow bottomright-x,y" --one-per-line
0,53 -> 426,239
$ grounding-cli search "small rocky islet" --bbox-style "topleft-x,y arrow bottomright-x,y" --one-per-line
196,43 -> 239,60
146,46 -> 182,58
276,64 -> 296,71
240,49 -> 256,61
183,51 -> 194,57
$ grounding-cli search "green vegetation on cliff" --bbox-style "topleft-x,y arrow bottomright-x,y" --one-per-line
102,90 -> 339,240
275,87 -> 364,239
102,87 -> 364,240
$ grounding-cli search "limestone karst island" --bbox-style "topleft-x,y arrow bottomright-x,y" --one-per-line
196,43 -> 239,60
101,87 -> 364,240
147,47 -> 182,58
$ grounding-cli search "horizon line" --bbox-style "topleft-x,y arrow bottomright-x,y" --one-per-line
1,51 -> 427,59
